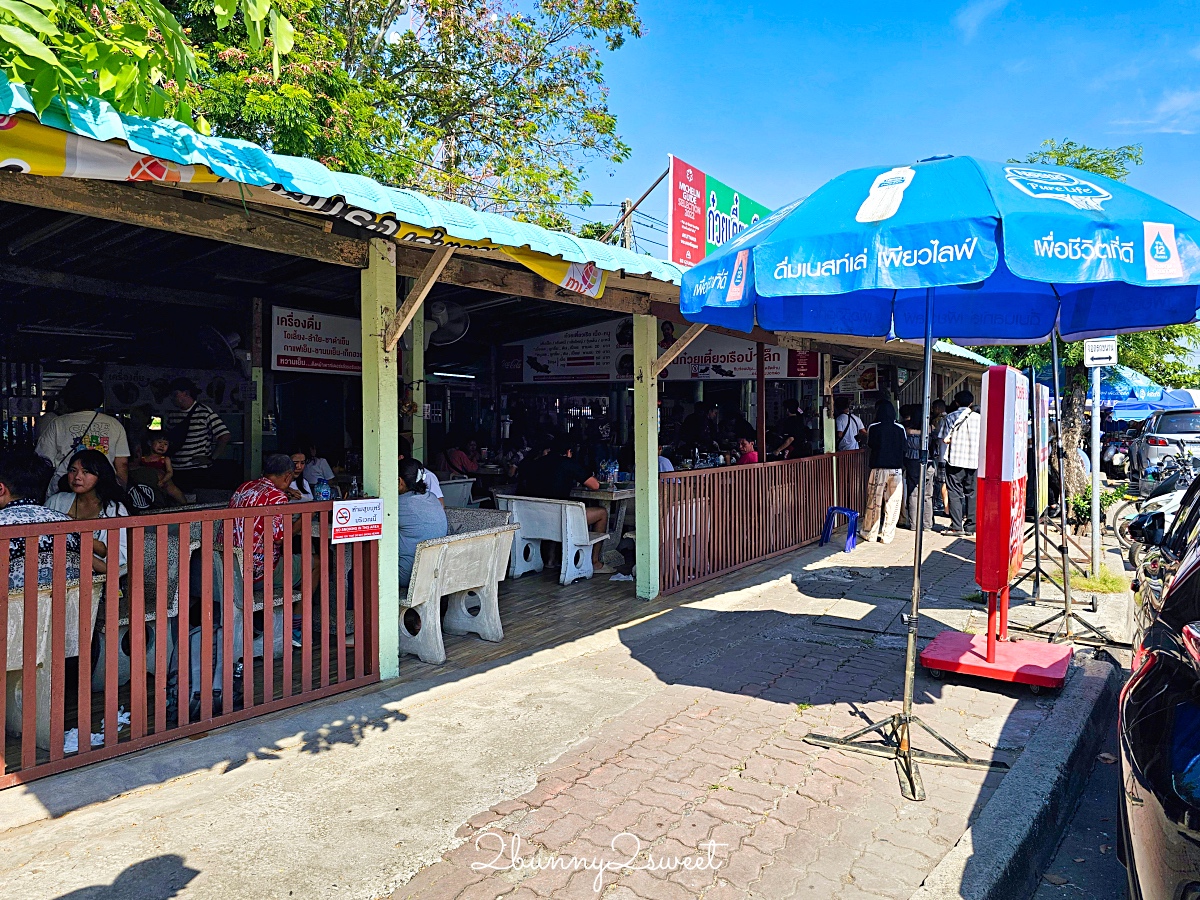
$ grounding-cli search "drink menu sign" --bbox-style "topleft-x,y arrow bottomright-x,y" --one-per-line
666,155 -> 773,269
501,318 -> 818,384
272,306 -> 363,375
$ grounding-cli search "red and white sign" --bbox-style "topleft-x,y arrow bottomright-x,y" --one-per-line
976,366 -> 1029,591
667,155 -> 705,268
331,498 -> 384,544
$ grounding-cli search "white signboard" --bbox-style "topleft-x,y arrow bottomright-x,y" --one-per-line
331,498 -> 384,544
1084,337 -> 1118,368
501,318 -> 817,383
272,306 -> 363,375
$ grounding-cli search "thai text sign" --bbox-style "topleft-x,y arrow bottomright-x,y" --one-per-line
500,318 -> 817,383
272,306 -> 363,375
976,366 -> 1029,591
667,155 -> 772,269
331,498 -> 384,544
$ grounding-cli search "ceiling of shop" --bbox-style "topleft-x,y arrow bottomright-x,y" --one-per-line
0,204 -> 621,375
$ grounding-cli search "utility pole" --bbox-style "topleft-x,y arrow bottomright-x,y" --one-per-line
620,198 -> 635,250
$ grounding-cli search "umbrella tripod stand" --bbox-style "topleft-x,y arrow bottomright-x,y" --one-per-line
804,303 -> 1008,801
1004,339 -> 1127,650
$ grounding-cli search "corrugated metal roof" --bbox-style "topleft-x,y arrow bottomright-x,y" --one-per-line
932,341 -> 994,367
0,74 -> 684,285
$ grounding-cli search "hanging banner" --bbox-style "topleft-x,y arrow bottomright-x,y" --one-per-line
103,365 -> 249,414
271,306 -> 363,375
666,154 -> 773,269
499,318 -> 816,383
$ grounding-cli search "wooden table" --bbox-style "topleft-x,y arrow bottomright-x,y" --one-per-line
570,486 -> 635,541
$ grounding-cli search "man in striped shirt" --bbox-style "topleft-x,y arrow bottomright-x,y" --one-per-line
166,378 -> 231,493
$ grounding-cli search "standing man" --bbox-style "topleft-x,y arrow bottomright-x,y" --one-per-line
938,390 -> 980,536
929,399 -> 949,514
166,378 -> 231,494
36,373 -> 129,494
834,397 -> 864,451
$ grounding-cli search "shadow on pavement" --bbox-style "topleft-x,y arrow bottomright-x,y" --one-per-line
51,854 -> 199,899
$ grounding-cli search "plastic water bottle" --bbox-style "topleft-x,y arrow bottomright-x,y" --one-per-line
348,477 -> 360,499
317,478 -> 331,501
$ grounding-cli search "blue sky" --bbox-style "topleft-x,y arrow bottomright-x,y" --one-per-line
579,0 -> 1200,254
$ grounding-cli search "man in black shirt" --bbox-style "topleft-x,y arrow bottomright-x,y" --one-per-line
527,437 -> 613,573
774,399 -> 813,459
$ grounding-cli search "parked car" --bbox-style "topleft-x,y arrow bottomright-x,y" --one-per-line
1121,475 -> 1200,899
1130,410 -> 1200,494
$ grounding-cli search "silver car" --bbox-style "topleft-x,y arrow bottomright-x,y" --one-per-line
1131,408 -> 1200,493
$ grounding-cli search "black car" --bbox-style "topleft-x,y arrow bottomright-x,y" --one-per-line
1121,475 -> 1200,899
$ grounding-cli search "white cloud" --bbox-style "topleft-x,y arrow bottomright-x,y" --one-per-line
1114,89 -> 1200,134
954,0 -> 1011,41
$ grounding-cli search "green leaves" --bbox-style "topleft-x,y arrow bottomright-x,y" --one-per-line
0,0 -> 293,129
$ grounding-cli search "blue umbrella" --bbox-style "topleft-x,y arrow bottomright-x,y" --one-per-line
681,155 -> 1200,341
678,155 -> 1200,802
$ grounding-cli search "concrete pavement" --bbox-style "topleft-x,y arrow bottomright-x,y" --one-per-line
0,525 -> 1126,899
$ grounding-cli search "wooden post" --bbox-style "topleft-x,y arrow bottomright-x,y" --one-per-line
403,288 -> 427,462
756,342 -> 767,459
247,297 -> 264,481
361,238 -> 401,679
633,315 -> 660,600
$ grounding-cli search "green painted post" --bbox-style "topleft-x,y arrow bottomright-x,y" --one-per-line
361,238 -> 401,679
248,366 -> 263,478
246,297 -> 264,481
405,310 -> 427,462
633,314 -> 660,599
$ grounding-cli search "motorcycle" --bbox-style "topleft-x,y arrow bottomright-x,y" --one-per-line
1115,442 -> 1199,567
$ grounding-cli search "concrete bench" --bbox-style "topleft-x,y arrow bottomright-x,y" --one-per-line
494,495 -> 609,585
400,508 -> 518,665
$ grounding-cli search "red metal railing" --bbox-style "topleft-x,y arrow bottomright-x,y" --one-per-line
1,501 -> 379,789
662,453 -> 846,593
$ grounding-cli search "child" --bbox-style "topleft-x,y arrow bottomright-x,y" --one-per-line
140,435 -> 188,504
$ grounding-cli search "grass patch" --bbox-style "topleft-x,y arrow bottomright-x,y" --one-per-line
1068,567 -> 1129,594
796,702 -> 813,712
962,590 -> 985,604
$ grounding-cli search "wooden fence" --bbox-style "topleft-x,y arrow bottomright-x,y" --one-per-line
659,450 -> 868,594
1,501 -> 379,788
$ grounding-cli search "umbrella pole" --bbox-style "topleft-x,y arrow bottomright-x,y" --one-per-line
806,290 -> 1008,801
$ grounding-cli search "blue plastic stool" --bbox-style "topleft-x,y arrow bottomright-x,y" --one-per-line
820,506 -> 859,552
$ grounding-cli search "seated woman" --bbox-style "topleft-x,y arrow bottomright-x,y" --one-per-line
397,457 -> 448,588
46,449 -> 129,575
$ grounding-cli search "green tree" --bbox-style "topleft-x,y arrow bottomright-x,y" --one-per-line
576,220 -> 616,243
316,0 -> 641,219
178,0 -> 406,177
1015,139 -> 1144,181
0,0 -> 293,125
983,140 -> 1200,501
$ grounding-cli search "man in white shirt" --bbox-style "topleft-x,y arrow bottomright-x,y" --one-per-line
834,397 -> 864,452
35,373 -> 129,494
